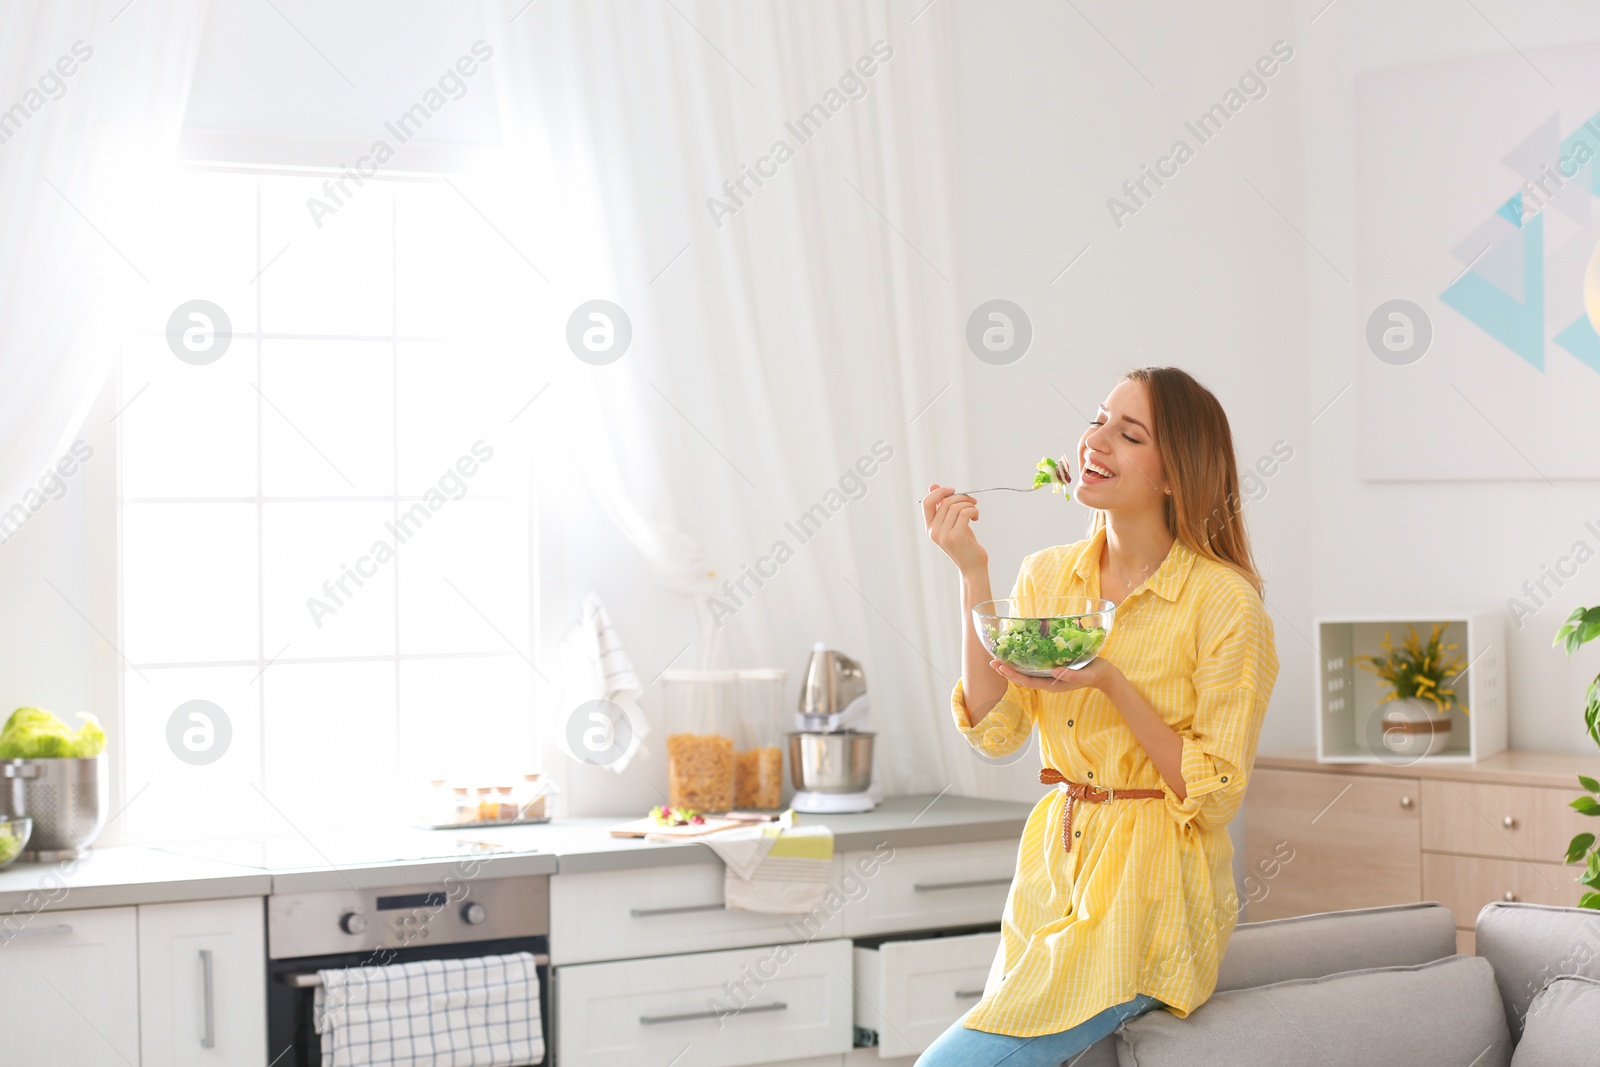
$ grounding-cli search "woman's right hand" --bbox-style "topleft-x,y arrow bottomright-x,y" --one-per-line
922,484 -> 988,575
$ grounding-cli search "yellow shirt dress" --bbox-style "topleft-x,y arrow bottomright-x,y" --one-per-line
951,528 -> 1279,1037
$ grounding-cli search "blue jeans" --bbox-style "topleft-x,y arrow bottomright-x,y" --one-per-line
914,994 -> 1165,1067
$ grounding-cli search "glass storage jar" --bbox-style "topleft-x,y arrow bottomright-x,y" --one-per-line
733,668 -> 787,810
662,669 -> 738,812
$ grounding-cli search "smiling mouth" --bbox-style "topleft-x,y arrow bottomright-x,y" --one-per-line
1082,457 -> 1117,483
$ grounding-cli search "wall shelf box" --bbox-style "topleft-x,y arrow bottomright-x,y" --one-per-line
1314,613 -> 1506,764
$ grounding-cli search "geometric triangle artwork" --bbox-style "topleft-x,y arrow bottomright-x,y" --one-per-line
1440,210 -> 1546,369
1440,110 -> 1600,374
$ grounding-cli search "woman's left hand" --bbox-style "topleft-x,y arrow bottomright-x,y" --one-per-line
989,657 -> 1122,694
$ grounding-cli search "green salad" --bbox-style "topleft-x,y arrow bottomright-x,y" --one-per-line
1031,455 -> 1072,497
989,617 -> 1107,672
0,825 -> 23,867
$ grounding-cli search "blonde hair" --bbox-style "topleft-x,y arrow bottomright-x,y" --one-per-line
1090,367 -> 1264,596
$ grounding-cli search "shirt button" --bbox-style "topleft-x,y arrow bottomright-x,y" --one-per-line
1086,771 -> 1094,778
1074,830 -> 1081,838
1067,719 -> 1074,727
1221,776 -> 1228,783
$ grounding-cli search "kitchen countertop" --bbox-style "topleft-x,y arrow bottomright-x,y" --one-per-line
0,793 -> 1032,912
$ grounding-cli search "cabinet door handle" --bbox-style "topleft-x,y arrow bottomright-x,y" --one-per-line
199,949 -> 215,1049
1399,796 -> 1413,809
1503,891 -> 1517,902
640,1001 -> 786,1025
954,988 -> 985,999
629,903 -> 724,918
9,924 -> 72,939
1502,815 -> 1517,829
913,878 -> 1012,892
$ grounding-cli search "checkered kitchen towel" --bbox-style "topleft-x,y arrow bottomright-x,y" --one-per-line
314,952 -> 544,1067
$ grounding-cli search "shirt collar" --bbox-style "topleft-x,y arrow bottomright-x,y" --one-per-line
1071,525 -> 1197,604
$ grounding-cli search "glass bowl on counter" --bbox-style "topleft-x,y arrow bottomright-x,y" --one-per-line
0,816 -> 32,869
973,597 -> 1115,677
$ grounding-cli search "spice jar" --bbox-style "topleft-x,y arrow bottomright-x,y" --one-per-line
451,786 -> 473,825
734,668 -> 787,810
663,669 -> 737,812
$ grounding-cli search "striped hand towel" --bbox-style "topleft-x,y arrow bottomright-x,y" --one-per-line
709,811 -> 835,914
558,591 -> 647,773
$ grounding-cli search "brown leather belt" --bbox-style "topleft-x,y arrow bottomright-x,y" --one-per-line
1040,767 -> 1165,852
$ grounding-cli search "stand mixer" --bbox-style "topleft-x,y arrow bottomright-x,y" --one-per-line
788,643 -> 883,814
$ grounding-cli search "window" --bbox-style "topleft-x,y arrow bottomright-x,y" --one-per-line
114,168 -> 542,841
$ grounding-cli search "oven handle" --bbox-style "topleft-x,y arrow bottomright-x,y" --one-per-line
281,951 -> 551,988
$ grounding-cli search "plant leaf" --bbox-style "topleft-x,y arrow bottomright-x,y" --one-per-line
1568,832 -> 1596,864
1582,776 -> 1600,795
1572,795 -> 1600,816
1582,891 -> 1600,910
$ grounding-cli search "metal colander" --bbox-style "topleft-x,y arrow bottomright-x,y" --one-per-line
1,755 -> 107,860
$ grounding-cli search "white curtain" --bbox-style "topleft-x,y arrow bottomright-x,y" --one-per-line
490,0 -> 1021,800
0,0 -> 209,515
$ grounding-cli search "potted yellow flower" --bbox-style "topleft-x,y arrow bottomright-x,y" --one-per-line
1355,624 -> 1468,758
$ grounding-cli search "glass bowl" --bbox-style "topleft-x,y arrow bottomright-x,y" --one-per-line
0,816 -> 32,869
973,597 -> 1115,677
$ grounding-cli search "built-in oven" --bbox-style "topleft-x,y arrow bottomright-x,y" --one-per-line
266,873 -> 551,1067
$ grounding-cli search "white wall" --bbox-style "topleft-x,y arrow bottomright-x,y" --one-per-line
941,0 -> 1312,775
1301,0 -> 1600,754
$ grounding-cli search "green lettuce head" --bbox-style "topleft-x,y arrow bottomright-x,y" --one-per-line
0,707 -> 107,759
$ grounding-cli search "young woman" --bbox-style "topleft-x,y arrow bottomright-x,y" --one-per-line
916,367 -> 1279,1067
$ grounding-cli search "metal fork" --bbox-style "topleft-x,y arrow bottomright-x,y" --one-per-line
919,484 -> 1047,505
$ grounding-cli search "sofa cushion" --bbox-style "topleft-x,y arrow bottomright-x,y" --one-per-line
1510,974 -> 1600,1066
1216,901 -> 1459,990
1475,901 -> 1600,1041
1070,902 -> 1459,1067
1115,954 -> 1510,1067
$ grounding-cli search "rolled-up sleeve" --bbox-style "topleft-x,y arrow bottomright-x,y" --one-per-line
949,552 -> 1044,759
951,677 -> 1038,758
1161,586 -> 1278,832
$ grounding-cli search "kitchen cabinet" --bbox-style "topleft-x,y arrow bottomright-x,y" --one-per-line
1246,748 -> 1600,937
839,840 -> 1015,937
554,937 -> 852,1067
550,840 -> 1013,1066
853,930 -> 1000,1058
0,905 -> 140,1067
550,857 -> 845,965
1242,767 -> 1421,920
138,897 -> 267,1067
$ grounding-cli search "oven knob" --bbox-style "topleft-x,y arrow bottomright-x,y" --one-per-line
461,902 -> 487,926
339,912 -> 367,935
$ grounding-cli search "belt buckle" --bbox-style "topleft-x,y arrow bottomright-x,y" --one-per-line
1104,787 -> 1116,802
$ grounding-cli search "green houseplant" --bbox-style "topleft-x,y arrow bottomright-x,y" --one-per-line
1353,624 -> 1468,757
1554,606 -> 1600,907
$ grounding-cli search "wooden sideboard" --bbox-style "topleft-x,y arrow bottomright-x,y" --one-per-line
1242,748 -> 1600,954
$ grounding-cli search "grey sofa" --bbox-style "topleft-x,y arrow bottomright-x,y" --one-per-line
1062,899 -> 1600,1066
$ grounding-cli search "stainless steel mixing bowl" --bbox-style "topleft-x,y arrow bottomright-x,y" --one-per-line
788,731 -> 874,793
1,754 -> 108,860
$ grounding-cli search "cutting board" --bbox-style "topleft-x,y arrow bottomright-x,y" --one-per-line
608,816 -> 746,839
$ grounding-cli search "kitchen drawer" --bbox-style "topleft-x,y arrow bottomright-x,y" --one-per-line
1421,779 -> 1592,862
550,858 -> 845,964
554,937 -> 852,1067
841,840 -> 1016,937
0,905 -> 140,1066
853,930 -> 999,1058
1422,852 -> 1580,926
1241,768 -> 1421,920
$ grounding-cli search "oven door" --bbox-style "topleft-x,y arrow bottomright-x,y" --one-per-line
267,935 -> 550,1067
